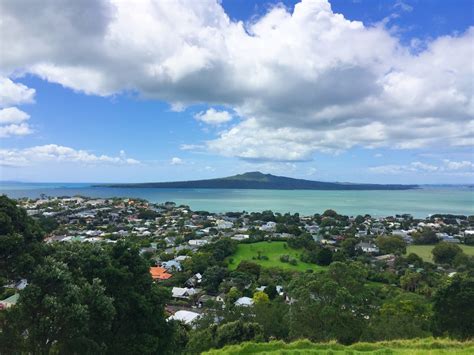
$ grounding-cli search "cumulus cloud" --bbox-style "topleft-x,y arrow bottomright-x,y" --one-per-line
370,160 -> 474,175
0,0 -> 472,160
170,157 -> 183,165
194,108 -> 233,125
0,107 -> 30,124
0,77 -> 35,137
0,145 -> 140,167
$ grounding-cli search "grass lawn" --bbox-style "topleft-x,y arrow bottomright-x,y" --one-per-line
227,241 -> 326,272
205,338 -> 474,354
406,244 -> 474,262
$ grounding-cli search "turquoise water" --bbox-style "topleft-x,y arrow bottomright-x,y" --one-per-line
1,182 -> 473,218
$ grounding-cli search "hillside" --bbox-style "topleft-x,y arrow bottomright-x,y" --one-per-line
100,171 -> 417,190
204,338 -> 474,354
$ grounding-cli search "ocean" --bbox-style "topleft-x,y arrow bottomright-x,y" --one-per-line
1,182 -> 473,218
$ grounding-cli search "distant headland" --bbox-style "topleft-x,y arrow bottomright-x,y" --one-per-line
97,171 -> 418,190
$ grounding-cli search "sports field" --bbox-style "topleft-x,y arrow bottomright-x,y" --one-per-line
406,244 -> 474,262
227,241 -> 326,272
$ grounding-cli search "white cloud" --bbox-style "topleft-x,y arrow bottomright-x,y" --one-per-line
180,144 -> 204,151
170,157 -> 183,165
0,145 -> 140,167
0,77 -> 35,107
0,78 -> 35,137
0,107 -> 30,124
442,159 -> 474,171
370,160 -> 474,175
194,108 -> 233,125
0,122 -> 32,138
0,0 -> 472,160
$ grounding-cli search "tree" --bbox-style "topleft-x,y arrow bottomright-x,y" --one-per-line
364,292 -> 432,341
341,238 -> 358,257
288,262 -> 372,344
203,266 -> 227,293
226,287 -> 241,304
1,242 -> 175,354
432,243 -> 463,265
413,228 -> 439,245
315,248 -> 333,266
253,298 -> 290,340
215,320 -> 264,348
0,196 -> 44,280
264,284 -> 278,300
376,236 -> 406,255
1,257 -> 115,353
400,270 -> 422,292
322,209 -> 338,218
433,274 -> 474,339
253,291 -> 269,304
236,261 -> 261,279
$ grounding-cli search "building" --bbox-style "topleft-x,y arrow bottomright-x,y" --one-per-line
150,266 -> 172,281
169,310 -> 200,325
235,296 -> 254,307
356,242 -> 379,253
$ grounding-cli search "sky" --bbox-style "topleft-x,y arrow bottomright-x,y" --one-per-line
0,0 -> 473,184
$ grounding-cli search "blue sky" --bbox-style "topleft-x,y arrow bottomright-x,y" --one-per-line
0,0 -> 472,183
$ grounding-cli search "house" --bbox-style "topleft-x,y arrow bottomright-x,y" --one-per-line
197,294 -> 216,308
231,234 -> 250,241
162,259 -> 182,272
169,310 -> 200,325
185,273 -> 202,288
374,254 -> 396,268
149,266 -> 172,281
235,296 -> 254,307
356,242 -> 379,253
216,220 -> 234,229
0,293 -> 19,310
188,239 -> 208,247
171,287 -> 198,299
216,293 -> 226,303
260,221 -> 277,232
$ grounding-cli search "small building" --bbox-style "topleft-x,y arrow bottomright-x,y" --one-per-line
231,234 -> 250,241
235,296 -> 254,307
0,293 -> 19,310
169,310 -> 200,325
356,242 -> 379,253
150,266 -> 172,281
162,260 -> 182,272
171,287 -> 198,299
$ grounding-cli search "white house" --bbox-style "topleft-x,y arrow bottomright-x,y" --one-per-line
235,296 -> 254,307
356,242 -> 379,253
216,220 -> 234,229
171,287 -> 198,299
169,310 -> 200,325
260,221 -> 277,232
188,239 -> 208,247
231,234 -> 250,241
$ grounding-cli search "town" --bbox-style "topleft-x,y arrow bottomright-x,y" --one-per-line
2,195 -> 473,331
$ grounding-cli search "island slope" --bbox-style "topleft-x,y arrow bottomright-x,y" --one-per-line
98,171 -> 417,190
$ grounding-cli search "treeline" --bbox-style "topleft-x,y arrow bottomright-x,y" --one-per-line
0,196 -> 178,353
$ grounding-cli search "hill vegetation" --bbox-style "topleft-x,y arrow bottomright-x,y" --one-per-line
204,338 -> 474,354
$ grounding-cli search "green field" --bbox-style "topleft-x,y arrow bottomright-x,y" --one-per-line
227,241 -> 326,272
406,244 -> 474,262
205,338 -> 474,354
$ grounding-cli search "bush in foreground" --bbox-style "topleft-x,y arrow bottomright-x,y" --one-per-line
204,338 -> 474,354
